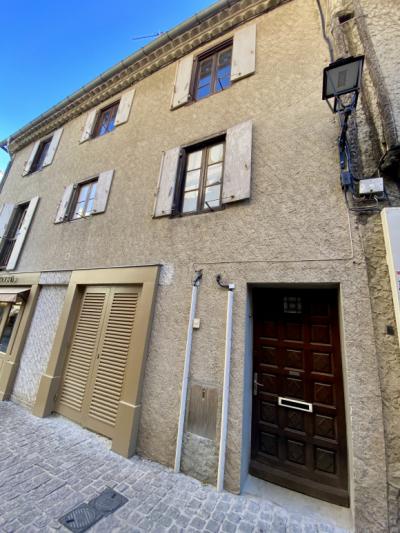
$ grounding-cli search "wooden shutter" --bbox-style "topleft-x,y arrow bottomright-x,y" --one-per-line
22,141 -> 40,176
231,24 -> 256,82
56,289 -> 107,421
115,89 -> 135,126
86,287 -> 139,434
93,170 -> 114,214
6,196 -> 39,271
80,109 -> 97,143
171,54 -> 194,109
0,204 -> 15,240
222,120 -> 253,204
42,127 -> 63,167
54,184 -> 75,223
153,147 -> 181,217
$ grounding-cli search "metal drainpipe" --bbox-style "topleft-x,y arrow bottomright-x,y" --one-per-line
174,270 -> 203,473
216,274 -> 235,492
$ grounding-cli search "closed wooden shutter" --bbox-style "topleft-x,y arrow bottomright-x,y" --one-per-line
115,89 -> 135,126
7,196 -> 40,271
231,24 -> 256,82
80,109 -> 97,143
56,288 -> 107,422
171,54 -> 194,109
86,287 -> 139,435
93,170 -> 114,214
153,147 -> 181,217
42,127 -> 63,167
0,204 -> 15,241
23,141 -> 40,176
222,120 -> 253,204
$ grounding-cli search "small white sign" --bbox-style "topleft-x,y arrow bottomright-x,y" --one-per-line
359,177 -> 384,195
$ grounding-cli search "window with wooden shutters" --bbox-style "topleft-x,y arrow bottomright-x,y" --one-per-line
80,89 -> 135,142
23,128 -> 63,175
153,120 -> 252,217
171,23 -> 256,109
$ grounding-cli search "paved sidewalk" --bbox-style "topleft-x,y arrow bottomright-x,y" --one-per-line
0,402 -> 350,532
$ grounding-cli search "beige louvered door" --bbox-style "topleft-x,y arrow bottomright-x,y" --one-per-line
56,287 -> 107,424
82,286 -> 140,438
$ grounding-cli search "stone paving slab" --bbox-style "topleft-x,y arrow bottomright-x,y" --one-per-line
0,402 -> 351,532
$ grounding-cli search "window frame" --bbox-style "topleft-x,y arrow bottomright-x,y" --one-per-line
191,39 -> 233,102
175,135 -> 226,216
29,137 -> 52,174
68,178 -> 98,221
0,301 -> 23,355
0,203 -> 29,269
91,101 -> 119,139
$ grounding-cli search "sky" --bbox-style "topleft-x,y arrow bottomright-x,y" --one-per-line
0,0 -> 215,172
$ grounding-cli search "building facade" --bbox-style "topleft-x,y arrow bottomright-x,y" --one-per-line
0,0 -> 399,531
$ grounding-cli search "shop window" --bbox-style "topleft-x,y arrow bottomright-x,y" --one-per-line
0,302 -> 22,354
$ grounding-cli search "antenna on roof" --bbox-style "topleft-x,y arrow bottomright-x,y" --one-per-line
131,32 -> 165,41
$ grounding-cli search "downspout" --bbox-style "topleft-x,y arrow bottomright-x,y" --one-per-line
216,274 -> 235,492
174,269 -> 202,473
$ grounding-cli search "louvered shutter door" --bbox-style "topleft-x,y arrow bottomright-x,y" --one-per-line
231,24 -> 256,82
86,287 -> 140,437
153,147 -> 181,217
80,109 -> 97,143
171,54 -> 194,109
7,196 -> 40,271
42,127 -> 63,167
222,120 -> 253,204
115,89 -> 135,126
56,289 -> 107,423
23,141 -> 40,176
93,170 -> 114,214
55,184 -> 75,223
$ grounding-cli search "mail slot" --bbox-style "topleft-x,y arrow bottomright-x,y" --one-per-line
278,396 -> 313,413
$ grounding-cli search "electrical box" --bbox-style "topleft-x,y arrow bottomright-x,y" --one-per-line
359,177 -> 384,195
187,385 -> 217,440
193,318 -> 201,329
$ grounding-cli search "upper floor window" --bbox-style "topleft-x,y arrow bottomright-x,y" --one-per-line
22,128 -> 63,176
92,102 -> 119,138
180,141 -> 225,214
194,43 -> 232,100
0,203 -> 28,269
29,138 -> 52,173
70,179 -> 98,220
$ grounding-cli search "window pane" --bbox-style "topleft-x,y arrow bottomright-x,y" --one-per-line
85,198 -> 95,215
0,303 -> 21,353
196,57 -> 213,99
204,185 -> 221,208
206,163 -> 223,185
89,182 -> 97,200
215,48 -> 232,92
185,169 -> 201,190
208,144 -> 224,164
77,184 -> 90,203
187,150 -> 202,171
182,191 -> 198,213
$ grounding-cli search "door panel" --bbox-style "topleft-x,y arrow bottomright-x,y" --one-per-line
250,289 -> 349,506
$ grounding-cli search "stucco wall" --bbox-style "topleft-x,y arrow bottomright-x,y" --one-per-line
1,0 -> 392,530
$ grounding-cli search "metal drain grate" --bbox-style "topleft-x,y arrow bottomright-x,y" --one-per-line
59,488 -> 128,532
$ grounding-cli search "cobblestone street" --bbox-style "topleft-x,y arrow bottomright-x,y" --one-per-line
0,403 -> 350,532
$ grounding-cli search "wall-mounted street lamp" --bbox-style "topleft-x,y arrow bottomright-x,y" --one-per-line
322,55 -> 365,193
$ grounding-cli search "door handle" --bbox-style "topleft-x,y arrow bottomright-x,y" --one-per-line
278,396 -> 313,413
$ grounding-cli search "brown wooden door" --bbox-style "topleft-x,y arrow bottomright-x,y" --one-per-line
56,285 -> 140,439
250,288 -> 349,506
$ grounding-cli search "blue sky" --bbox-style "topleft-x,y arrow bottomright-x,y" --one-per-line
0,0 -> 215,172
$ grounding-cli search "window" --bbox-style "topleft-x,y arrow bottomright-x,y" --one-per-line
29,138 -> 52,173
0,302 -> 22,354
0,203 -> 29,269
70,179 -> 98,220
194,43 -> 232,100
92,102 -> 119,138
180,140 -> 225,214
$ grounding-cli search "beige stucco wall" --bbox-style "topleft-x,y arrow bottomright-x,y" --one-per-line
0,0 -> 392,530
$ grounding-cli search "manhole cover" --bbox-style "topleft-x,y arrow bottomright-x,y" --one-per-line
90,487 -> 128,515
59,504 -> 102,533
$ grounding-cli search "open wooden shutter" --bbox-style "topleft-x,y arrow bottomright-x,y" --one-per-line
23,141 -> 40,176
56,288 -> 107,422
171,54 -> 194,109
115,89 -> 135,126
54,184 -> 75,223
93,170 -> 114,214
7,196 -> 39,271
42,127 -> 63,167
153,147 -> 181,217
231,24 -> 256,82
0,204 -> 15,241
86,287 -> 140,435
222,120 -> 253,204
80,109 -> 97,143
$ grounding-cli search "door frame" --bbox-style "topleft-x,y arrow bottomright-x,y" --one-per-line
242,283 -> 351,506
33,265 -> 160,458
